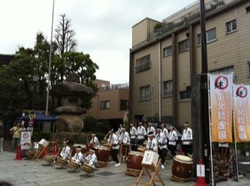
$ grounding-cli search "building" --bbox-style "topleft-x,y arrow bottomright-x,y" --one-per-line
0,54 -> 14,66
86,79 -> 129,130
129,0 -> 250,128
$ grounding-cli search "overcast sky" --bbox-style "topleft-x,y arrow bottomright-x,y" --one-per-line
0,0 -> 196,84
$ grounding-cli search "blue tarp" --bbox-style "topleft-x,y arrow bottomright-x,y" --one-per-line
20,111 -> 57,121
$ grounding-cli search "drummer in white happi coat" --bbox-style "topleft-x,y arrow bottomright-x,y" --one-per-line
146,131 -> 158,153
71,146 -> 84,166
129,123 -> 137,151
83,148 -> 98,169
119,127 -> 130,161
88,133 -> 100,148
59,140 -> 71,160
147,122 -> 156,136
137,122 -> 147,146
155,127 -> 168,169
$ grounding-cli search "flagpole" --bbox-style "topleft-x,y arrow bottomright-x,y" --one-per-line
45,0 -> 55,115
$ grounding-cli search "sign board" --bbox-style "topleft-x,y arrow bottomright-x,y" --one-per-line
197,164 -> 205,177
142,150 -> 159,167
20,130 -> 32,150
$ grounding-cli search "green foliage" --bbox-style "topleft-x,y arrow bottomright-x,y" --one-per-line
82,116 -> 111,135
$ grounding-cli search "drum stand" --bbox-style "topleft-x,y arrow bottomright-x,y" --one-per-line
136,159 -> 165,186
32,144 -> 49,161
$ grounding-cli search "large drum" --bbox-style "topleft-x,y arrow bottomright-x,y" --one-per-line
56,157 -> 68,167
127,151 -> 144,171
137,146 -> 146,153
172,155 -> 193,181
94,145 -> 111,167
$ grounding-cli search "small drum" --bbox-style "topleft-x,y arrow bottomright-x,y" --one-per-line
172,155 -> 193,181
137,146 -> 146,152
43,155 -> 54,164
94,145 -> 111,167
68,160 -> 80,170
25,150 -> 35,159
127,151 -> 144,171
56,157 -> 68,167
82,163 -> 94,174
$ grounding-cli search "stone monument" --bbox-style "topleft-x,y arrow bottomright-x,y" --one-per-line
52,72 -> 93,142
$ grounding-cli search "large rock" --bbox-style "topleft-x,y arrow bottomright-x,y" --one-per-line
55,114 -> 85,132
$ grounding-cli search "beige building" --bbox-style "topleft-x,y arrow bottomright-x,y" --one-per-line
86,79 -> 129,130
129,0 -> 250,128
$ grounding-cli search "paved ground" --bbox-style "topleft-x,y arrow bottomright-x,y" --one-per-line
1,140 -> 250,186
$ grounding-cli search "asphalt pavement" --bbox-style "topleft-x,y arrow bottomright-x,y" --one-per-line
1,149 -> 250,186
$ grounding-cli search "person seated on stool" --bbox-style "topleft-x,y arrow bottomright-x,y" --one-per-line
57,140 -> 71,162
70,146 -> 84,170
88,133 -> 100,149
119,127 -> 130,162
83,148 -> 98,169
146,131 -> 158,153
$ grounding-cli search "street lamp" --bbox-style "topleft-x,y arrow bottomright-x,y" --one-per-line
45,0 -> 55,115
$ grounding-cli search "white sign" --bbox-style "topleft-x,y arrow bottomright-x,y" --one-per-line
196,164 -> 205,177
20,131 -> 32,150
142,150 -> 159,167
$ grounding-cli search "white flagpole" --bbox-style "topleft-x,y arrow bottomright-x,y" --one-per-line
45,0 -> 55,115
208,73 -> 214,186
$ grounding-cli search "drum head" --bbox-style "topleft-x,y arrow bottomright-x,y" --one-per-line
95,145 -> 110,151
129,151 -> 144,156
175,155 -> 192,162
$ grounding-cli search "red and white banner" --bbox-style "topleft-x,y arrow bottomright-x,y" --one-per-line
210,73 -> 233,142
233,85 -> 250,142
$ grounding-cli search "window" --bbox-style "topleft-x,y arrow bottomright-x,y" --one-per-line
197,28 -> 217,45
120,100 -> 129,110
226,19 -> 237,33
163,46 -> 172,57
100,100 -> 110,109
135,55 -> 151,73
140,86 -> 151,101
179,90 -> 191,100
178,39 -> 189,53
210,66 -> 234,75
163,81 -> 173,97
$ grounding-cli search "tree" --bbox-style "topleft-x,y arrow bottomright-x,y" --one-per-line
54,14 -> 77,55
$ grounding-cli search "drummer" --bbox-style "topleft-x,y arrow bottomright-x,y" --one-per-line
155,127 -> 168,169
119,127 -> 130,162
88,133 -> 100,148
58,140 -> 71,161
108,129 -> 120,167
71,146 -> 84,166
145,131 -> 158,153
136,122 -> 147,146
83,148 -> 98,169
129,123 -> 137,151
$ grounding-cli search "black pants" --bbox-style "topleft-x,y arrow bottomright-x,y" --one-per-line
130,138 -> 137,151
182,144 -> 192,156
158,147 -> 167,164
168,144 -> 176,156
137,139 -> 144,146
111,149 -> 119,163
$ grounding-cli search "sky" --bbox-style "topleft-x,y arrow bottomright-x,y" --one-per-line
0,0 -> 197,84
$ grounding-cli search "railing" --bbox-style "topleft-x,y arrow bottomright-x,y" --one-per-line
150,0 -> 238,40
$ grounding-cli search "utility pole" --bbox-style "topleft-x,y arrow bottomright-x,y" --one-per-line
199,0 -> 210,183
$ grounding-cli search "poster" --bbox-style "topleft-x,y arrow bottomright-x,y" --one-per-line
20,130 -> 32,150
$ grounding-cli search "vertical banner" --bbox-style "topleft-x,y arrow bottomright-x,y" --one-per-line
210,73 -> 233,142
233,85 -> 250,142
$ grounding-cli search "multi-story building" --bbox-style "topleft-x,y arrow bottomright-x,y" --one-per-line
129,0 -> 250,128
86,79 -> 129,130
